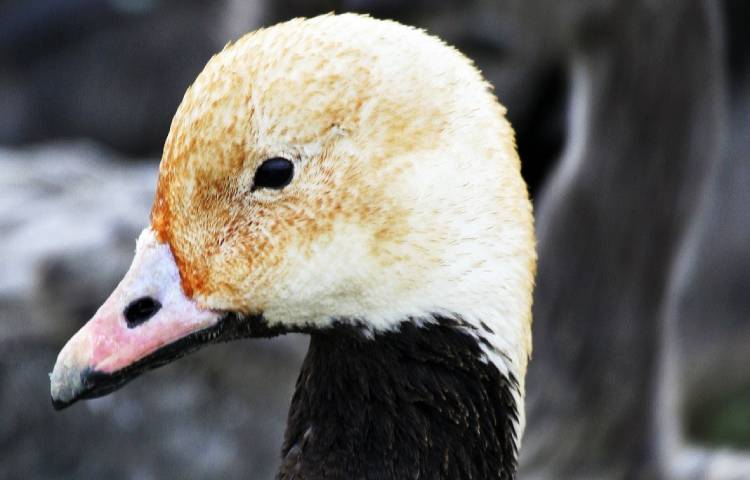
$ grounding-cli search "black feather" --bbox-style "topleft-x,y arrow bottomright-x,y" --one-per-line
278,317 -> 520,480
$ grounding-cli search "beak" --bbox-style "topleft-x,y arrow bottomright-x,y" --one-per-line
50,228 -> 225,410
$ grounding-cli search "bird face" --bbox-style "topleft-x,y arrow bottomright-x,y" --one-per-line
51,14 -> 535,412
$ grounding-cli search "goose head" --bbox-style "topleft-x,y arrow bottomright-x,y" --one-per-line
50,12 -> 535,463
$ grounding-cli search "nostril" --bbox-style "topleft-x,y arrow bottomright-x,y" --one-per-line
124,297 -> 162,328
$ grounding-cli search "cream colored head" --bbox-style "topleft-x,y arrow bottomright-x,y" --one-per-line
155,12 -> 533,344
52,13 -> 535,433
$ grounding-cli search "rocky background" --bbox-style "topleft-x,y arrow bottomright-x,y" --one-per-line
0,1 -> 748,479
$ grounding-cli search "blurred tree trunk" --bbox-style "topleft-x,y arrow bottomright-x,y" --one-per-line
521,1 -> 725,478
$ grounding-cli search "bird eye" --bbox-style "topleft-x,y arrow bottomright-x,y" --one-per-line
252,157 -> 294,191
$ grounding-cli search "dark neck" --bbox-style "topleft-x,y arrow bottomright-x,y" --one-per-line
277,318 -> 520,480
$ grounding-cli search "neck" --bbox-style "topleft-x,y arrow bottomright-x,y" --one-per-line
276,317 -> 520,480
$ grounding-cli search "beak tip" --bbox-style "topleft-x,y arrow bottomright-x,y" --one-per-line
49,361 -> 86,411
50,364 -> 129,410
51,395 -> 74,411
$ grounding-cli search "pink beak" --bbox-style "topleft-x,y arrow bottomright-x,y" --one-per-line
49,228 -> 222,409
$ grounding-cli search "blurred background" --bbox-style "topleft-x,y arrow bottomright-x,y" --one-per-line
0,0 -> 748,479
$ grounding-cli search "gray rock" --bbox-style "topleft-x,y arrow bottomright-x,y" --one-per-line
0,141 -> 155,340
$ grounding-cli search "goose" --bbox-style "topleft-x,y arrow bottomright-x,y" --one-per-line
50,13 -> 536,479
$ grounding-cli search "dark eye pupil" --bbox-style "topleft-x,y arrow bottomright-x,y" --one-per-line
252,157 -> 294,191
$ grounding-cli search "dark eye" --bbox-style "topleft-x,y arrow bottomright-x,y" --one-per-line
252,157 -> 294,191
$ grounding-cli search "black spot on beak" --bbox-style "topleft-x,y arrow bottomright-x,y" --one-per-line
124,297 -> 161,328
